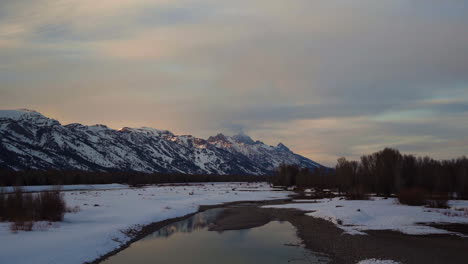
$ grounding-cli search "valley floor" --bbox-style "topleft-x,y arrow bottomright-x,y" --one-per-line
1,184 -> 468,264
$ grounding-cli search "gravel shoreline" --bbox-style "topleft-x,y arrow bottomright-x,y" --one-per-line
212,205 -> 468,264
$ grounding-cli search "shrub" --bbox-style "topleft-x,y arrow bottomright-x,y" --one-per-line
426,193 -> 449,208
0,187 -> 67,232
426,199 -> 448,208
398,188 -> 428,206
4,187 -> 27,222
10,221 -> 34,232
0,189 -> 4,221
37,190 -> 66,222
345,185 -> 369,200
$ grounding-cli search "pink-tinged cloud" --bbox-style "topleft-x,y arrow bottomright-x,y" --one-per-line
1,0 -> 468,165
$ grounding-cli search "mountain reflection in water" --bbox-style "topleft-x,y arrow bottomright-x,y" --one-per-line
102,208 -> 329,264
153,208 -> 223,238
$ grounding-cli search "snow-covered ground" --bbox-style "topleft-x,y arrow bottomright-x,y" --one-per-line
265,197 -> 468,235
0,182 -> 290,264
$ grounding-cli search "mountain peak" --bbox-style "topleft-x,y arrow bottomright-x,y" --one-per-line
276,142 -> 290,152
231,133 -> 255,145
119,127 -> 173,137
207,133 -> 228,143
0,109 -> 41,119
0,109 -> 60,126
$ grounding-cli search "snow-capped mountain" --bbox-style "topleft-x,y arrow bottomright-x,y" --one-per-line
0,109 -> 324,175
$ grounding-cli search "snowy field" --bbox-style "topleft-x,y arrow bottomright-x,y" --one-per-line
265,197 -> 468,235
0,182 -> 290,264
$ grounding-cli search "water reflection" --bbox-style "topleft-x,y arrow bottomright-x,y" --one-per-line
152,208 -> 223,238
102,208 -> 329,264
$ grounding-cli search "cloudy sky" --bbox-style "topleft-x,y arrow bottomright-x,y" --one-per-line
1,0 -> 467,166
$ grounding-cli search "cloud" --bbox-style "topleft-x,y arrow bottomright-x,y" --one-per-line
1,0 -> 468,165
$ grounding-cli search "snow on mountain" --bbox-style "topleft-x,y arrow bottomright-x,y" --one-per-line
0,109 -> 325,174
0,109 -> 60,127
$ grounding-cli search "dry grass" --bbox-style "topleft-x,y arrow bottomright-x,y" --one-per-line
426,199 -> 449,209
442,208 -> 468,217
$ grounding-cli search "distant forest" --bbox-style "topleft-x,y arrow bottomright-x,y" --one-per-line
0,170 -> 267,187
2,148 -> 467,200
272,148 -> 468,199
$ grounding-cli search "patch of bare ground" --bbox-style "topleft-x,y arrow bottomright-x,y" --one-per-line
422,223 -> 468,236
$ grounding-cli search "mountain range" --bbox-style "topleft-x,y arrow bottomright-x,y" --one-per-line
0,109 -> 324,175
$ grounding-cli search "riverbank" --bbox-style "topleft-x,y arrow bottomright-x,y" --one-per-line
210,205 -> 468,264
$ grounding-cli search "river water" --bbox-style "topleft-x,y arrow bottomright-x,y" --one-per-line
102,208 -> 329,264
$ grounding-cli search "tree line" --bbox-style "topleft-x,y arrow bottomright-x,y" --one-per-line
271,148 -> 468,199
0,170 -> 268,187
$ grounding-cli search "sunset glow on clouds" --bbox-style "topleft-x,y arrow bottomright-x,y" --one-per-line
1,0 -> 467,165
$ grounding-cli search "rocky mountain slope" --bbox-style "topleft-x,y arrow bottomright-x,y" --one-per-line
0,109 -> 324,175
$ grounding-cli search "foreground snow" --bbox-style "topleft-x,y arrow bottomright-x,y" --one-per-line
0,182 -> 290,264
265,197 -> 468,235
